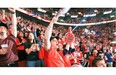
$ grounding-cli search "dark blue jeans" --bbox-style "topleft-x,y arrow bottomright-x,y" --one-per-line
26,60 -> 45,67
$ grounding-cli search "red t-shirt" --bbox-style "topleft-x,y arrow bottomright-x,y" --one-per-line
58,51 -> 71,67
39,45 -> 45,59
43,47 -> 65,67
16,38 -> 26,50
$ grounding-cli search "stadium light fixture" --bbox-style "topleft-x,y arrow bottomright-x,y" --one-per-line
71,15 -> 78,18
52,13 -> 55,15
103,10 -> 112,14
52,13 -> 65,17
110,15 -> 115,18
60,14 -> 65,17
67,13 -> 69,15
94,9 -> 98,13
90,13 -> 96,17
37,8 -> 46,13
83,13 -> 96,17
82,19 -> 86,22
78,12 -> 82,15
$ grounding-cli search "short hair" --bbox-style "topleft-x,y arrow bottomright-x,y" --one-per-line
0,22 -> 8,29
50,36 -> 59,41
50,33 -> 59,41
92,56 -> 104,67
97,50 -> 104,56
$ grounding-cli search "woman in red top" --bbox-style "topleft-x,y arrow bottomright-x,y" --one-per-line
16,31 -> 26,67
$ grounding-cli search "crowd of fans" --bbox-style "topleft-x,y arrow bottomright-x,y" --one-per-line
20,8 -> 115,24
0,8 -> 116,67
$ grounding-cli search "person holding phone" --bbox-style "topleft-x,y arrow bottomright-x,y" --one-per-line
24,32 -> 41,67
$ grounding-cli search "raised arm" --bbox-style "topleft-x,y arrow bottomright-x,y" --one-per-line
2,9 -> 5,21
8,8 -> 17,37
44,15 -> 59,51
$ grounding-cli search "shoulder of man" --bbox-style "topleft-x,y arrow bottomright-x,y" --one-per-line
6,34 -> 16,43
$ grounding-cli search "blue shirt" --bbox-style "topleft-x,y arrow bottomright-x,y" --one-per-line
105,53 -> 113,62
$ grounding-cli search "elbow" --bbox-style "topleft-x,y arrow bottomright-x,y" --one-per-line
25,49 -> 31,55
44,46 -> 50,51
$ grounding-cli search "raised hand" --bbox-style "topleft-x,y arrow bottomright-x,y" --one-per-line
8,8 -> 16,13
51,14 -> 59,23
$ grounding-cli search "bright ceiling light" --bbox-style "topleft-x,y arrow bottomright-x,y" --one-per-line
78,12 -> 82,15
71,15 -> 78,18
103,10 -> 112,14
94,9 -> 98,13
37,8 -> 46,13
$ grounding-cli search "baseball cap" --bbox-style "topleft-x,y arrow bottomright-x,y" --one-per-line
0,22 -> 8,29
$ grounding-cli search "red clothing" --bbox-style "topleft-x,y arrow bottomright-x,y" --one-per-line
78,52 -> 83,61
43,47 -> 65,67
58,40 -> 64,45
1,19 -> 7,23
70,52 -> 83,65
75,46 -> 80,51
39,45 -> 45,59
89,56 -> 95,67
0,35 -> 18,65
16,38 -> 26,50
58,51 -> 71,67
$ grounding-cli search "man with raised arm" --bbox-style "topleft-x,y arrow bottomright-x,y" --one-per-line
43,14 -> 65,67
0,8 -> 18,67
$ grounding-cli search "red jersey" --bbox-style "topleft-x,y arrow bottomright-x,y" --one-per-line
43,47 -> 65,67
58,51 -> 71,67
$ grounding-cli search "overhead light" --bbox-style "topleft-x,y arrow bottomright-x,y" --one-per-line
67,13 -> 69,15
52,13 -> 65,17
37,8 -> 46,13
84,13 -> 96,17
71,15 -> 78,18
103,10 -> 112,14
78,12 -> 82,14
52,13 -> 55,15
82,19 -> 86,22
84,15 -> 89,17
94,9 -> 98,13
59,14 -> 65,17
90,13 -> 96,17
60,19 -> 64,22
110,15 -> 115,18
